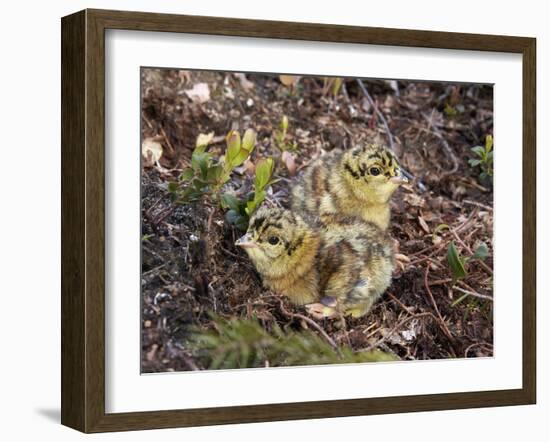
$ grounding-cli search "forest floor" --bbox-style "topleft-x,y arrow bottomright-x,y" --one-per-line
140,68 -> 494,372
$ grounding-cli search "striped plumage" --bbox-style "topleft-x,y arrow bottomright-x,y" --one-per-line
236,207 -> 394,317
291,143 -> 407,231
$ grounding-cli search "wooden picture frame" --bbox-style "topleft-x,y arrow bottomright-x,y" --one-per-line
61,8 -> 536,433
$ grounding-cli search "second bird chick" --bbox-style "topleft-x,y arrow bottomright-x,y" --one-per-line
235,207 -> 394,318
291,143 -> 408,231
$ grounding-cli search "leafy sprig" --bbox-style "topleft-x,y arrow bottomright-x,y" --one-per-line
189,314 -> 396,370
447,241 -> 489,282
469,135 -> 493,181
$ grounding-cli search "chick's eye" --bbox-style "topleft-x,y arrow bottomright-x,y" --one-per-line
267,236 -> 280,245
369,167 -> 381,176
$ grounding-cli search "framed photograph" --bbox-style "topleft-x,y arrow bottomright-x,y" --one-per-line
61,9 -> 536,433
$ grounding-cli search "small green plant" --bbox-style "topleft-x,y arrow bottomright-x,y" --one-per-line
221,157 -> 275,230
322,77 -> 343,98
469,135 -> 493,181
273,115 -> 298,153
168,129 -> 256,204
219,129 -> 257,189
188,314 -> 396,370
447,241 -> 489,282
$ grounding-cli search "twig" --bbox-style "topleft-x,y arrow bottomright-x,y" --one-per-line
455,208 -> 479,234
361,312 -> 435,352
454,284 -> 493,302
424,265 -> 454,341
464,342 -> 493,358
422,110 -> 459,176
182,354 -> 200,371
142,262 -> 167,277
451,228 -> 472,254
463,199 -> 493,211
451,228 -> 494,276
159,125 -> 176,155
387,292 -> 414,314
141,111 -> 154,130
154,206 -> 176,226
387,292 -> 443,325
428,278 -> 453,286
278,300 -> 340,353
356,79 -> 394,150
145,194 -> 167,218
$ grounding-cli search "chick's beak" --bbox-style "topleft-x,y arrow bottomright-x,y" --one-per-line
389,171 -> 409,185
235,233 -> 258,249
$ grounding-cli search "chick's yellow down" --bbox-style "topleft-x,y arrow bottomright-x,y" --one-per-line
291,143 -> 407,231
236,207 -> 394,317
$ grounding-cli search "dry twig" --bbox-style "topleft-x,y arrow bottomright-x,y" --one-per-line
278,299 -> 340,352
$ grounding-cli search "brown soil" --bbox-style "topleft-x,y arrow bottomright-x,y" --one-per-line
140,68 -> 493,372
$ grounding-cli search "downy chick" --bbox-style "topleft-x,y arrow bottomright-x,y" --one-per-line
291,143 -> 408,230
235,207 -> 394,317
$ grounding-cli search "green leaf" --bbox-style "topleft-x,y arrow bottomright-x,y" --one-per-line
432,223 -> 450,241
179,168 -> 194,181
471,145 -> 485,156
255,158 -> 274,190
191,151 -> 211,178
447,241 -> 467,280
444,103 -> 457,117
225,209 -> 240,225
193,144 -> 207,155
472,243 -> 489,261
192,178 -> 208,191
220,193 -> 242,212
254,190 -> 266,205
232,149 -> 252,168
332,78 -> 343,96
167,181 -> 179,193
280,115 -> 289,132
245,200 -> 255,216
225,210 -> 249,231
468,159 -> 481,167
485,134 -> 493,151
225,130 -> 242,166
241,129 -> 256,152
451,293 -> 470,307
206,164 -> 223,183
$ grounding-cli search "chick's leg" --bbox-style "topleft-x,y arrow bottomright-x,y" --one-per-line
305,302 -> 338,319
306,273 -> 349,320
343,278 -> 376,318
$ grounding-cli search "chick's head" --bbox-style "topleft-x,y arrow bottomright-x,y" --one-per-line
341,143 -> 408,203
235,207 -> 317,279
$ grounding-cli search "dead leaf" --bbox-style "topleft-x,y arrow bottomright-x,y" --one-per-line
142,137 -> 163,167
282,151 -> 297,176
234,73 -> 254,90
395,253 -> 410,263
243,159 -> 256,176
418,215 -> 430,234
146,344 -> 158,362
279,75 -> 300,87
403,193 -> 425,208
196,132 -> 215,148
184,83 -> 210,103
178,70 -> 191,83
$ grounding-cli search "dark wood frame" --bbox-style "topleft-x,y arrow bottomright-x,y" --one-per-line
61,8 -> 536,433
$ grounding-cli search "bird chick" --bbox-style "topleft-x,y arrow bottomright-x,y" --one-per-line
291,143 -> 408,230
236,207 -> 321,305
236,207 -> 394,317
